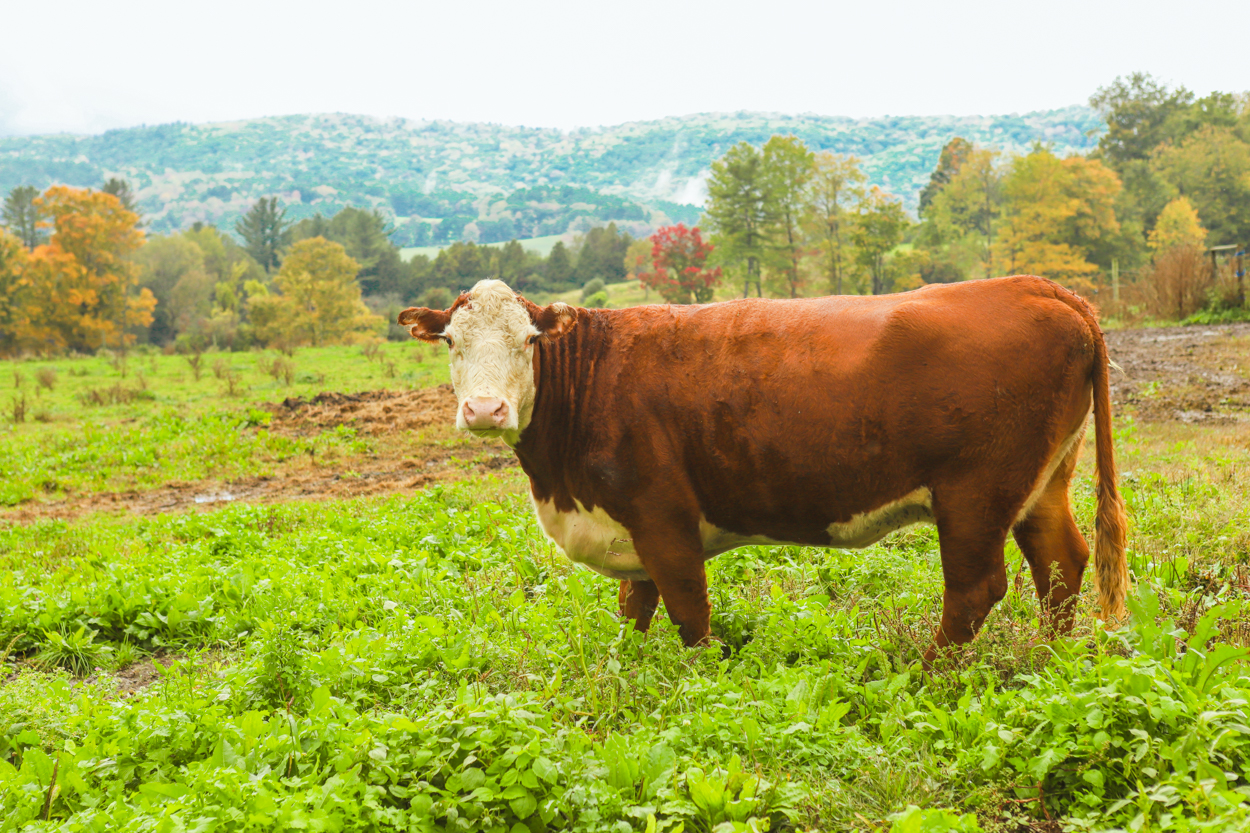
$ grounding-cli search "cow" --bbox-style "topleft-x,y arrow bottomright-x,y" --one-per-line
398,276 -> 1128,665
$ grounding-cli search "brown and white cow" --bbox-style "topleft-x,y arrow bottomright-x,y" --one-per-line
398,276 -> 1128,664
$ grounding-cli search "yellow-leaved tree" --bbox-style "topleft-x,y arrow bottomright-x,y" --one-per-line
993,148 -> 1121,294
249,237 -> 383,349
1148,197 -> 1207,251
0,229 -> 28,355
4,186 -> 155,355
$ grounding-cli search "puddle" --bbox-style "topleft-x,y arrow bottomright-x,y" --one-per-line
193,493 -> 236,504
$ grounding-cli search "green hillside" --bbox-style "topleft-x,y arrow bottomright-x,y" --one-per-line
0,108 -> 1104,239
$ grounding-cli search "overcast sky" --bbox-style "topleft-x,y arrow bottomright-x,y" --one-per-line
2,0 -> 1248,136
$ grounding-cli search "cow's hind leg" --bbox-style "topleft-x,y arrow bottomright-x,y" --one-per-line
1012,457 -> 1089,635
618,579 -> 660,632
925,506 -> 1011,669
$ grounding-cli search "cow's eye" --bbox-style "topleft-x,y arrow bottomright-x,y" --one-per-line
527,335 -> 540,346
441,335 -> 454,349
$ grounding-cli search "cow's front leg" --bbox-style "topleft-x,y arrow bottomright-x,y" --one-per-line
631,529 -> 710,647
618,579 -> 660,631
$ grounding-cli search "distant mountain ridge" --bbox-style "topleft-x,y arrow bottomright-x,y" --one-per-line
0,107 -> 1104,241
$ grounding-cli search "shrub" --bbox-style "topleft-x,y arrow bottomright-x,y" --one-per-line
1139,244 -> 1211,320
580,278 -> 606,302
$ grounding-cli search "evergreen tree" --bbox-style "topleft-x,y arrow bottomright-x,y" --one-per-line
572,223 -> 632,285
291,207 -> 410,297
497,239 -> 527,284
235,197 -> 291,272
101,178 -> 141,218
2,186 -> 43,249
545,241 -> 574,290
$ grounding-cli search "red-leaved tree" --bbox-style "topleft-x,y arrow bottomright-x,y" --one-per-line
638,224 -> 722,304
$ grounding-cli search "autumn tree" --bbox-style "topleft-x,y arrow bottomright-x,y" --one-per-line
3,186 -> 44,249
290,206 -> 410,297
5,187 -> 156,355
704,141 -> 770,297
236,196 -> 291,272
1090,73 -> 1247,262
807,152 -> 865,294
993,147 -> 1121,292
248,237 -> 382,348
918,137 -> 973,216
0,230 -> 27,355
1148,197 -> 1207,251
638,224 -> 722,304
851,187 -> 908,295
1152,124 -> 1250,246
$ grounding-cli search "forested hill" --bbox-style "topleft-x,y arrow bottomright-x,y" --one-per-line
0,107 -> 1103,242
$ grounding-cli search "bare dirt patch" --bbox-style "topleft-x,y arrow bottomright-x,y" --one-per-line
2,385 -> 519,524
267,385 -> 459,435
1104,322 -> 1250,424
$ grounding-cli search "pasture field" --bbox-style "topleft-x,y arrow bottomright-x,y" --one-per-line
3,327 -> 1250,832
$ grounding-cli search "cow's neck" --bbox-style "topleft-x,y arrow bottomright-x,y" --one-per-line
515,308 -> 610,510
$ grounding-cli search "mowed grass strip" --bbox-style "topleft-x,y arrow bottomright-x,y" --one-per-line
3,438 -> 1250,831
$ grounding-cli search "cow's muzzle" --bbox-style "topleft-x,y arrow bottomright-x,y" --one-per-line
462,397 -> 510,430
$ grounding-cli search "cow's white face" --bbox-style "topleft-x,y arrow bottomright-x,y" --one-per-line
398,279 -> 576,445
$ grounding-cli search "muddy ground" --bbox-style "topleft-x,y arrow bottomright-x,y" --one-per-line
5,322 -> 1249,524
3,383 -> 518,524
1105,322 -> 1250,424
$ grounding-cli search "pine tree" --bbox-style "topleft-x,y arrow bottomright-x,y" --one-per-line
545,241 -> 574,290
101,178 -> 141,218
235,197 -> 292,272
2,186 -> 43,249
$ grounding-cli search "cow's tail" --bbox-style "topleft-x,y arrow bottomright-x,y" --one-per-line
1060,286 -> 1129,622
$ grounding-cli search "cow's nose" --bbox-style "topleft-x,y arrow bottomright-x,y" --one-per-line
462,398 -> 509,429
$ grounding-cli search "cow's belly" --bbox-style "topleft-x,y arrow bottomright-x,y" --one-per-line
532,488 -> 934,581
824,486 -> 934,547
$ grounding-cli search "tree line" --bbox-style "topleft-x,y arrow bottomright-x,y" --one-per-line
692,73 -> 1250,320
0,183 -> 645,355
3,73 -> 1246,357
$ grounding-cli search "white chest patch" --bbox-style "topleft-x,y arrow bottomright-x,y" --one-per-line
531,497 -> 649,581
825,487 -> 934,547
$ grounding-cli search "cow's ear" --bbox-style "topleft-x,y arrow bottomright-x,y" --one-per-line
531,302 -> 577,341
397,307 -> 451,343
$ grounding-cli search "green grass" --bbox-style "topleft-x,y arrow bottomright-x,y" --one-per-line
1,342 -> 449,505
2,347 -> 1250,831
401,234 -> 568,262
